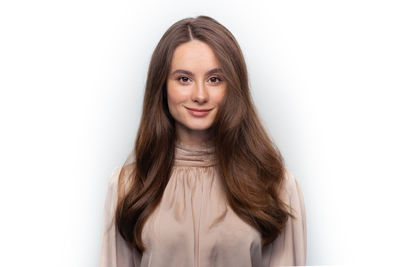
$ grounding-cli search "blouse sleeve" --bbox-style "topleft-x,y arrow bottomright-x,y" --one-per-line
98,166 -> 136,267
262,168 -> 307,266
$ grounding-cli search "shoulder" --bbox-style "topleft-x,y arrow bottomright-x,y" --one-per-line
280,167 -> 304,203
282,167 -> 297,193
280,167 -> 306,221
109,166 -> 123,185
108,163 -> 136,196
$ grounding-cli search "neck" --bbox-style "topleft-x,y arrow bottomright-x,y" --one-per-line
175,123 -> 213,147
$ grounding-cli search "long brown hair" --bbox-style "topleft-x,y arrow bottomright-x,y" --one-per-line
115,15 -> 293,254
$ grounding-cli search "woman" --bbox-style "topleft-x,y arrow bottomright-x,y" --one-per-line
99,15 -> 306,267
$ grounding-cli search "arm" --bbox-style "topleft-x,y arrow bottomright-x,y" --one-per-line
98,167 -> 136,267
262,168 -> 307,266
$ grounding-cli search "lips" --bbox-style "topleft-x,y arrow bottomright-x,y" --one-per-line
185,106 -> 213,117
186,107 -> 213,112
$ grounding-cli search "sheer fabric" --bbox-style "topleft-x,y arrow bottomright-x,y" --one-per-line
99,142 -> 307,267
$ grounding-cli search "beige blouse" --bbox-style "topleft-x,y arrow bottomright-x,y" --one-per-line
99,142 -> 307,267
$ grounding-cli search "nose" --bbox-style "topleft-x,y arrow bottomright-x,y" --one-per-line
191,81 -> 208,104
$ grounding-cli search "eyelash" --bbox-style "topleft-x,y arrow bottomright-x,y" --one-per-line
177,76 -> 223,85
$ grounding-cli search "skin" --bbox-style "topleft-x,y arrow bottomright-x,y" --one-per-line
166,40 -> 227,146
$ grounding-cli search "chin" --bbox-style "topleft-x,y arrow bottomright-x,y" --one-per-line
187,125 -> 212,131
184,121 -> 213,131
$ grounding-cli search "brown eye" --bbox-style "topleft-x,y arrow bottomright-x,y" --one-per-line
209,77 -> 222,84
178,76 -> 190,83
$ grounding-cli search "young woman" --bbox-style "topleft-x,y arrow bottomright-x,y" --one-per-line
99,15 -> 306,267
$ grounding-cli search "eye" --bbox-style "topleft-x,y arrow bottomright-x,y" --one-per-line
209,76 -> 223,84
177,76 -> 191,84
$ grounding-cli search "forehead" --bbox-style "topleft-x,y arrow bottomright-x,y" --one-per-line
170,40 -> 220,72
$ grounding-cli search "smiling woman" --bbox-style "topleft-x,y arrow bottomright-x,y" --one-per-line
99,15 -> 306,267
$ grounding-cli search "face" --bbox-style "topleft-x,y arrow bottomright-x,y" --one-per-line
166,40 -> 227,143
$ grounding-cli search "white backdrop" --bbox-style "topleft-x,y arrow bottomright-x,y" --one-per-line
0,1 -> 399,266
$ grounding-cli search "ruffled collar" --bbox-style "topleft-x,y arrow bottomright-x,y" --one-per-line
174,141 -> 217,167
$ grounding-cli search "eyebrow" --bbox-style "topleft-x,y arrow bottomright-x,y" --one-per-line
170,68 -> 223,77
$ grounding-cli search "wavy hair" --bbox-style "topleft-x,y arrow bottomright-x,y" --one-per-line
115,15 -> 293,254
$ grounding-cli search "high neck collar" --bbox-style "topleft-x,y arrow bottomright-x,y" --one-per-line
174,141 -> 217,167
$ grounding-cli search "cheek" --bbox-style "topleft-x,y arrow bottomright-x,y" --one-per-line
166,83 -> 186,113
167,80 -> 192,100
213,87 -> 227,106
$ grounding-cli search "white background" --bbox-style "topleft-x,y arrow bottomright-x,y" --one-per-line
0,1 -> 399,266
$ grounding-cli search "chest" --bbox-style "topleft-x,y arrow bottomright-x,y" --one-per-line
140,167 -> 262,265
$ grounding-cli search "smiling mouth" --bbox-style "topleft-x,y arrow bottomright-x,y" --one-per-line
185,107 -> 214,112
184,106 -> 214,117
